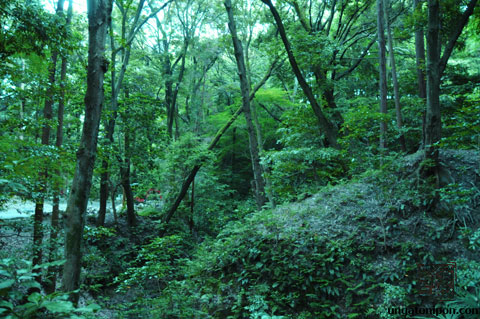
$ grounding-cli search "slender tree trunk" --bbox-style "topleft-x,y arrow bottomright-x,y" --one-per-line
414,0 -> 427,148
62,0 -> 112,304
244,22 -> 275,208
45,0 -> 73,294
165,58 -> 174,138
110,182 -> 119,225
165,40 -> 188,140
422,0 -> 442,189
377,0 -> 388,150
383,0 -> 406,151
174,106 -> 180,140
421,0 -> 477,194
97,23 -> 118,227
189,177 -> 194,234
173,40 -> 188,141
121,87 -> 136,227
414,0 -> 427,100
225,0 -> 266,209
252,101 -> 276,208
121,158 -> 136,226
261,0 -> 339,148
33,0 -> 66,285
424,0 -> 477,159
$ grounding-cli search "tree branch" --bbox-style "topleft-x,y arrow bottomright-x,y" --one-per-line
439,0 -> 478,75
335,35 -> 376,80
259,102 -> 282,122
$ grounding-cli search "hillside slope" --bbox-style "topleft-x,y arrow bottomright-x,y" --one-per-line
153,150 -> 480,319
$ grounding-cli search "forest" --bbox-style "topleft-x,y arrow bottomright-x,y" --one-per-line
0,0 -> 479,318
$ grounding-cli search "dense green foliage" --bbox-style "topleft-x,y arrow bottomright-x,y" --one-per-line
0,0 -> 479,317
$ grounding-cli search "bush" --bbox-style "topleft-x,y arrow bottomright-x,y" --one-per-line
0,258 -> 100,319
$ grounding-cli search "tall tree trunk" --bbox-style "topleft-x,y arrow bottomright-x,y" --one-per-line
425,0 -> 478,142
173,40 -> 188,141
244,23 -> 275,208
165,56 -> 174,138
423,0 -> 442,192
224,0 -> 266,209
414,0 -> 427,100
165,39 -> 188,140
62,0 -> 112,304
121,87 -> 136,227
189,177 -> 195,234
424,0 -> 441,165
414,0 -> 427,148
46,0 -> 73,294
377,0 -> 388,150
121,157 -> 136,226
260,0 -> 339,148
383,0 -> 406,152
423,0 -> 477,181
252,101 -> 276,208
33,0 -> 67,288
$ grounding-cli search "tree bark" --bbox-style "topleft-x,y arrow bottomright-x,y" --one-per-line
225,0 -> 267,209
414,0 -> 427,99
33,0 -> 68,288
260,0 -> 339,148
414,0 -> 427,148
425,0 -> 441,154
45,0 -> 73,294
377,0 -> 388,150
32,53 -> 56,287
424,0 -> 478,152
422,0 -> 477,185
121,87 -> 136,227
252,101 -> 276,208
62,0 -> 112,304
121,158 -> 136,226
383,0 -> 406,152
189,177 -> 195,234
171,40 -> 188,141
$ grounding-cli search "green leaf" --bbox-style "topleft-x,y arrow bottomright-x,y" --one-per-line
0,300 -> 13,309
77,303 -> 101,313
27,292 -> 42,304
23,281 -> 41,290
0,279 -> 15,290
42,300 -> 74,313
